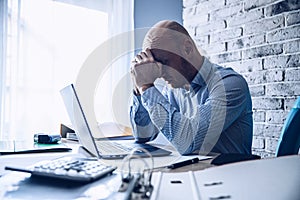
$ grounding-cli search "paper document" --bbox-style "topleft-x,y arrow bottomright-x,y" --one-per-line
150,155 -> 300,200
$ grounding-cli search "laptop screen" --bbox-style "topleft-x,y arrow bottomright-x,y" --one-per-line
60,84 -> 100,158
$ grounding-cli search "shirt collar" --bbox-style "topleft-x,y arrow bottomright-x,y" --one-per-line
191,57 -> 214,89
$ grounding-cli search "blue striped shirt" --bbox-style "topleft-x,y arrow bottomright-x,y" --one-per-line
130,57 -> 253,155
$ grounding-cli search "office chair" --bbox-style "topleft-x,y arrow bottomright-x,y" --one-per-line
275,96 -> 300,157
211,97 -> 300,165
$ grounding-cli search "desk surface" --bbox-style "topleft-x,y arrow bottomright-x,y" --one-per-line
0,139 -> 214,176
0,140 -> 299,200
0,139 -> 214,200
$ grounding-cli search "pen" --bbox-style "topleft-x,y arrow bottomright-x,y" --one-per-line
167,157 -> 200,169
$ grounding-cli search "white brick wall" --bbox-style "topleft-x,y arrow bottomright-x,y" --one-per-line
183,0 -> 300,158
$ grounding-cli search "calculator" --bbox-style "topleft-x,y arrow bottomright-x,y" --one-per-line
5,157 -> 117,183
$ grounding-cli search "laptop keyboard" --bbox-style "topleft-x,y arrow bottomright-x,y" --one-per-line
96,141 -> 133,154
5,157 -> 117,183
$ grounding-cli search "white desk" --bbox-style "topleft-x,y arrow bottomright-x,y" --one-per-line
0,140 -> 211,200
1,140 -> 298,200
0,139 -> 212,176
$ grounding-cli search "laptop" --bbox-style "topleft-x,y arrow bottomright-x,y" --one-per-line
60,84 -> 172,159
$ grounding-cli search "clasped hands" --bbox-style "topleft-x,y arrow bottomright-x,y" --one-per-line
131,49 -> 163,95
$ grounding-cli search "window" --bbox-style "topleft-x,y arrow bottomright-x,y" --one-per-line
0,0 -> 133,140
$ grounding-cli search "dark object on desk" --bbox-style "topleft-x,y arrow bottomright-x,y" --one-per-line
0,140 -> 72,155
211,154 -> 261,166
60,123 -> 75,138
5,157 -> 117,183
34,133 -> 61,144
167,157 -> 200,169
275,96 -> 300,157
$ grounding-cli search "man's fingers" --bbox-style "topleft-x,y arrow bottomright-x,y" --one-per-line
130,49 -> 163,88
134,50 -> 155,63
135,54 -> 143,62
145,48 -> 155,62
130,68 -> 135,76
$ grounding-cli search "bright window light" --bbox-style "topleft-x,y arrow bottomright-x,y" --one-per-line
3,0 -> 108,140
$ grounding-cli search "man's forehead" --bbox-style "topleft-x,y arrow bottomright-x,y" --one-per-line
143,28 -> 184,56
143,28 -> 167,49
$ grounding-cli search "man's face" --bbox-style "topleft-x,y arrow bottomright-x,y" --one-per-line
151,49 -> 189,88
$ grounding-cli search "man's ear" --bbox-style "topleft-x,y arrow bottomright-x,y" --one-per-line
183,39 -> 193,57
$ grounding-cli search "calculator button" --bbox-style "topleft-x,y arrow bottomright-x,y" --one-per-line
54,169 -> 66,175
67,169 -> 78,176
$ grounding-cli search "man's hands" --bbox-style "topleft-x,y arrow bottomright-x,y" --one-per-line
131,49 -> 163,95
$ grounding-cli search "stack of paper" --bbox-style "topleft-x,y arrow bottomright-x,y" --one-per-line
150,155 -> 300,200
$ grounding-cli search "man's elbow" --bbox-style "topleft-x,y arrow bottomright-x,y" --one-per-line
174,144 -> 195,155
134,132 -> 158,143
134,136 -> 152,143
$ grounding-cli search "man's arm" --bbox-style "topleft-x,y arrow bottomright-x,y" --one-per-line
140,87 -> 208,155
140,74 -> 250,155
130,92 -> 160,143
129,49 -> 163,142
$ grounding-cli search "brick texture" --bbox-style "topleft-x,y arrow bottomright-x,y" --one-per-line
183,0 -> 300,157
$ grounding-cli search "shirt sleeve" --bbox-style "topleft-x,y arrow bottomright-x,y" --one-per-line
131,73 -> 251,155
140,73 -> 250,155
141,87 -> 210,155
129,92 -> 159,143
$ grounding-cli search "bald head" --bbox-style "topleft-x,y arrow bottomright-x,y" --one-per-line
143,20 -> 202,66
154,20 -> 191,37
141,20 -> 204,88
143,20 -> 193,51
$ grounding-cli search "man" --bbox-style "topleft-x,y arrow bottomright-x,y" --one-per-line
130,20 -> 253,155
